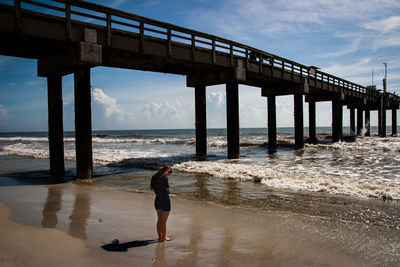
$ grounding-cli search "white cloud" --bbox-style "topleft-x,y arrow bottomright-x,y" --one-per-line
320,38 -> 362,58
92,88 -> 131,122
363,16 -> 400,33
321,58 -> 373,80
24,79 -> 45,87
141,0 -> 161,7
0,104 -> 8,119
207,91 -> 225,107
110,0 -> 127,8
190,0 -> 400,40
373,36 -> 400,50
140,101 -> 194,129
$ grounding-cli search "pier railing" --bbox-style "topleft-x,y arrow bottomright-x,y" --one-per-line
6,0 -> 399,103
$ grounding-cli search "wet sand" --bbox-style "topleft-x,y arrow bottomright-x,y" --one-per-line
2,180 -> 399,266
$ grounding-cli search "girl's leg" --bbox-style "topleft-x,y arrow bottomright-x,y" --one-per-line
156,210 -> 163,240
160,210 -> 170,241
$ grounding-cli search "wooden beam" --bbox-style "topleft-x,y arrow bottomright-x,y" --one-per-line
261,80 -> 308,97
365,109 -> 370,136
294,94 -> 304,149
357,108 -> 363,136
47,75 -> 65,179
226,82 -> 239,159
74,66 -> 93,179
38,42 -> 102,77
195,85 -> 207,158
350,108 -> 355,136
267,96 -> 277,150
332,100 -> 342,142
308,100 -> 317,144
392,109 -> 397,136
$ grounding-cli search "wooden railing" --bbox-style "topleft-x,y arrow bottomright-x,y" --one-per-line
5,0 -> 400,103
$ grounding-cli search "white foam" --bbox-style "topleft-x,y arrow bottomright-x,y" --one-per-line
306,136 -> 400,152
0,136 -> 76,142
0,142 -> 181,166
173,158 -> 400,200
92,136 -> 195,145
2,134 -> 400,200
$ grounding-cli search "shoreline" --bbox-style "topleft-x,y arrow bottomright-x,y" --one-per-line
1,181 -> 399,266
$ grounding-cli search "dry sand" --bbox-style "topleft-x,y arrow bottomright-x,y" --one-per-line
0,181 -> 394,266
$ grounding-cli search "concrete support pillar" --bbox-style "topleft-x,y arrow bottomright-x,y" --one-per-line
379,97 -> 386,137
349,108 -> 355,136
294,94 -> 304,149
74,66 -> 93,179
226,82 -> 240,159
267,96 -> 277,150
365,109 -> 370,136
47,75 -> 65,178
357,108 -> 364,136
195,85 -> 207,158
392,109 -> 397,136
378,107 -> 382,136
308,100 -> 316,144
332,100 -> 342,142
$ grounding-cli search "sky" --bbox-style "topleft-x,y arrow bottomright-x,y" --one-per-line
1,0 -> 400,132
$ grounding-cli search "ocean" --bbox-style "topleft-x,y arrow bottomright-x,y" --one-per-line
1,127 -> 400,230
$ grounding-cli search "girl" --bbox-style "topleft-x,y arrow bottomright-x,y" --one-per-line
150,166 -> 172,241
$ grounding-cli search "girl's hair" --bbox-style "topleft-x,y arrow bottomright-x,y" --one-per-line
150,165 -> 172,191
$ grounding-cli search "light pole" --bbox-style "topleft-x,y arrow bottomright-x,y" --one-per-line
383,63 -> 387,94
380,63 -> 388,137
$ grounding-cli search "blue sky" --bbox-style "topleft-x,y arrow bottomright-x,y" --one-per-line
1,0 -> 400,132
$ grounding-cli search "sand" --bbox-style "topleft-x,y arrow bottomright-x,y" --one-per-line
0,181 -> 396,266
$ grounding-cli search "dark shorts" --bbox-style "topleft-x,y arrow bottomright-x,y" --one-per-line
154,196 -> 171,212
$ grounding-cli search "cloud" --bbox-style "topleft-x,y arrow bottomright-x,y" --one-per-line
321,58 -> 374,81
190,0 -> 400,40
24,79 -> 45,87
92,88 -> 131,122
363,16 -> 400,33
143,101 -> 183,120
110,0 -> 127,8
0,104 -> 8,119
141,0 -> 161,7
320,38 -> 362,58
207,91 -> 225,107
372,36 -> 400,50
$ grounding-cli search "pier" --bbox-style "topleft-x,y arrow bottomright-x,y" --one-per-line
1,0 -> 399,179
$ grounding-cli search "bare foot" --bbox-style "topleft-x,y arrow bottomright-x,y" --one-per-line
164,237 -> 171,241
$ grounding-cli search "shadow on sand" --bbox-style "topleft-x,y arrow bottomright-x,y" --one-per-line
101,239 -> 159,252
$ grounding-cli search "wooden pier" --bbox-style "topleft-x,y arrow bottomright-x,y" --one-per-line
0,0 -> 399,179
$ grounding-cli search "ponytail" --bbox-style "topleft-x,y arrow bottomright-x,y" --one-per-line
150,166 -> 172,191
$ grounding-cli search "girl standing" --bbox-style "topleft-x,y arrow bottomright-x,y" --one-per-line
150,166 -> 172,241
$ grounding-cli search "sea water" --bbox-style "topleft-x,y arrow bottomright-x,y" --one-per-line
1,127 -> 400,229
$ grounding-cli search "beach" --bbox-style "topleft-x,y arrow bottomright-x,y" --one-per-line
0,173 -> 399,266
1,129 -> 400,266
0,181 -> 388,267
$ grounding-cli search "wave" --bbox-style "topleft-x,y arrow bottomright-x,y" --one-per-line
0,135 -> 266,148
0,136 -> 76,142
173,160 -> 400,200
2,134 -> 400,201
0,142 -> 184,166
306,136 -> 400,152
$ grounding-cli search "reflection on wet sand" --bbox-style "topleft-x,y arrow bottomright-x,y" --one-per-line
175,209 -> 203,266
69,189 -> 91,240
153,242 -> 168,267
222,180 -> 240,206
41,186 -> 91,240
193,173 -> 211,200
41,187 -> 62,228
